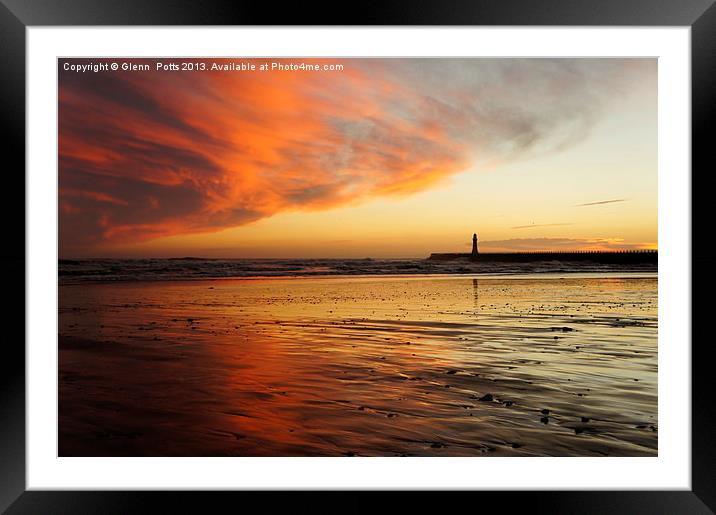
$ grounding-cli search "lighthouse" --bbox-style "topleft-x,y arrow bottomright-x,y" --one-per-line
472,233 -> 479,256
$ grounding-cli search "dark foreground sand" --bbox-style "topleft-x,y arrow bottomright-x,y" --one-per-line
59,273 -> 657,456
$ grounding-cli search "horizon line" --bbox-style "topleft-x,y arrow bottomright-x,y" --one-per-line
59,249 -> 659,261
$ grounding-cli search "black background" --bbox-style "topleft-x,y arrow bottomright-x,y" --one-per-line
1,1 -> 714,513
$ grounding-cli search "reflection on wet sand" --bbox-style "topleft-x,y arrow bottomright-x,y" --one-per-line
59,273 -> 657,456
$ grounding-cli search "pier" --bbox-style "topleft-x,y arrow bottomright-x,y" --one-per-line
429,234 -> 657,264
428,249 -> 657,264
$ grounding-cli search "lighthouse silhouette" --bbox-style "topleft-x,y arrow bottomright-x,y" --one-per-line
472,233 -> 479,256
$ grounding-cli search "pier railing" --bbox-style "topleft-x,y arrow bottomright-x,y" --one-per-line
428,249 -> 657,263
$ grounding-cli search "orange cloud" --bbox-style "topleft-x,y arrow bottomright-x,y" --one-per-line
58,58 -> 655,256
61,188 -> 128,206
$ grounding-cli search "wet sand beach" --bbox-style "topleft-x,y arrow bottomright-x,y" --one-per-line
59,273 -> 657,457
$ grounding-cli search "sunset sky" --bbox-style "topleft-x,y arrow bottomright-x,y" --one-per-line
59,58 -> 657,258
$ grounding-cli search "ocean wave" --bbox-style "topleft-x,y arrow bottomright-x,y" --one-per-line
58,258 -> 658,284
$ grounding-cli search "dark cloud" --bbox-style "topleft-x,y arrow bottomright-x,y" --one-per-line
511,223 -> 574,229
576,198 -> 628,207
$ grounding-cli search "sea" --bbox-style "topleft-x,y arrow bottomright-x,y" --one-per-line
59,257 -> 658,283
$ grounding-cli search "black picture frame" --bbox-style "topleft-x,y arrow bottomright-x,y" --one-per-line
1,1 -> 713,513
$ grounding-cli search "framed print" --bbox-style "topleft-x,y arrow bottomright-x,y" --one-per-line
2,0 -> 714,512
